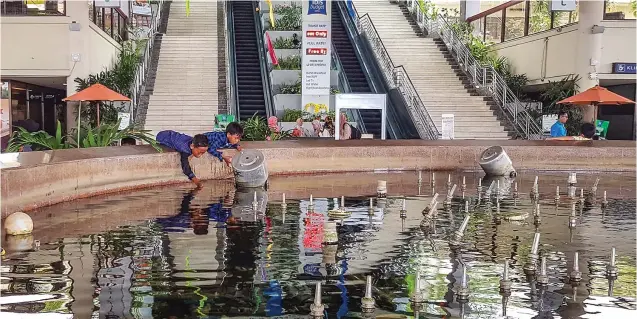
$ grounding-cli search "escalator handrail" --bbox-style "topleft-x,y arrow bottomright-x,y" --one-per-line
226,2 -> 240,116
252,1 -> 275,118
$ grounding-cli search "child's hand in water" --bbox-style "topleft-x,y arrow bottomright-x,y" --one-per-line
222,155 -> 233,167
192,177 -> 203,188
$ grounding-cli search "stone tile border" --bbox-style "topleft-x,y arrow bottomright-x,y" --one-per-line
1,140 -> 634,217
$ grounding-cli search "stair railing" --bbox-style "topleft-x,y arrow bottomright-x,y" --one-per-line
225,1 -> 240,116
252,1 -> 275,118
402,0 -> 543,139
130,0 -> 165,122
353,13 -> 439,140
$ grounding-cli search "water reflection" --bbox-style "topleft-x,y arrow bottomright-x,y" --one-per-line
1,172 -> 635,318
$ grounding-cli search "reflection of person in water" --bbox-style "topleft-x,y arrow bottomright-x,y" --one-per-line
155,190 -> 234,234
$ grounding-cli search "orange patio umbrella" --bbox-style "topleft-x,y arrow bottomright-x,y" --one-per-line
63,83 -> 131,147
557,85 -> 635,122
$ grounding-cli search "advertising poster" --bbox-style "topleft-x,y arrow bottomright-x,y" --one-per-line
301,0 -> 332,114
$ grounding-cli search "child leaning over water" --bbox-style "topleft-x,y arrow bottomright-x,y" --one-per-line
156,131 -> 209,188
202,122 -> 244,166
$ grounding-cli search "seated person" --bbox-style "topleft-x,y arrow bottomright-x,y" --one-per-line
203,122 -> 243,166
156,130 -> 209,187
548,123 -> 596,141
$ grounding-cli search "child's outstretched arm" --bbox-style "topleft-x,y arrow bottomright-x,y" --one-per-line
180,153 -> 202,187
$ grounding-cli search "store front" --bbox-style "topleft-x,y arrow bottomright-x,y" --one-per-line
598,82 -> 636,140
0,80 -> 66,151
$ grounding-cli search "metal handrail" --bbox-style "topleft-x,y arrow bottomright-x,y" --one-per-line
354,13 -> 439,140
252,1 -> 275,118
226,1 -> 239,116
403,0 -> 543,139
130,0 -> 165,122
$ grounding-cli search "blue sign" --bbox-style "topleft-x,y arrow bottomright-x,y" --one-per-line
612,63 -> 636,74
308,0 -> 327,15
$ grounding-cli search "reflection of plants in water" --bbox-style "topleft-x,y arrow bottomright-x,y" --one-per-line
614,256 -> 637,297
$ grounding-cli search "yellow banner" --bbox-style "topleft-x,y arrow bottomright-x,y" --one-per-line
266,0 -> 275,28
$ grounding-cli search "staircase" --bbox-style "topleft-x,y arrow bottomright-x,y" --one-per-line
232,1 -> 267,121
143,0 -> 220,137
354,1 -> 510,139
331,5 -> 382,138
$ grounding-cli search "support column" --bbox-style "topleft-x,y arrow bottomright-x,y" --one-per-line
65,0 -> 92,134
460,0 -> 481,21
575,0 -> 605,123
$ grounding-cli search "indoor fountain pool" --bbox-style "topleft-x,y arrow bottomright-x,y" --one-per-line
1,171 -> 636,318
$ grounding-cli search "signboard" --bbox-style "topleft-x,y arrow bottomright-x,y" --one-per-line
550,0 -> 576,11
542,114 -> 558,134
595,120 -> 609,138
301,0 -> 332,114
118,112 -> 130,130
95,0 -> 121,8
612,63 -> 636,74
334,94 -> 387,140
441,114 -> 454,140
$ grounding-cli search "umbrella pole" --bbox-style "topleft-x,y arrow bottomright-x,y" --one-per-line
77,101 -> 81,148
97,101 -> 100,127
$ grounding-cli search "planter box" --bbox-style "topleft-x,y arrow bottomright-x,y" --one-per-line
266,30 -> 302,44
268,48 -> 301,64
259,1 -> 298,13
270,70 -> 339,93
274,94 -> 337,118
279,121 -> 359,133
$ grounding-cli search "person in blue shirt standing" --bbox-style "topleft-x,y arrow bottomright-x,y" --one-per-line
203,122 -> 244,166
550,111 -> 568,137
156,131 -> 209,188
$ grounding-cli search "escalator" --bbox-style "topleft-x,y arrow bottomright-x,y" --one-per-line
231,1 -> 270,120
334,1 -> 421,139
331,5 -> 383,138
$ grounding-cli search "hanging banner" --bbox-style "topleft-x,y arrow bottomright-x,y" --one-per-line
266,0 -> 275,29
265,32 -> 278,66
301,0 -> 332,113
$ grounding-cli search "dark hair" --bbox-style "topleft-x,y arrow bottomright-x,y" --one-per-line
581,123 -> 596,138
192,134 -> 209,148
121,137 -> 136,146
558,111 -> 568,117
226,122 -> 244,136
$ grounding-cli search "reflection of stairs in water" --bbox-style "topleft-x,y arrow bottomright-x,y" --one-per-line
166,229 -> 226,286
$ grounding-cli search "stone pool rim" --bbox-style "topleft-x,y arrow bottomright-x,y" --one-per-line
1,139 -> 635,217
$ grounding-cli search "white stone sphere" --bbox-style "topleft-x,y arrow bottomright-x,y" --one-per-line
4,212 -> 34,235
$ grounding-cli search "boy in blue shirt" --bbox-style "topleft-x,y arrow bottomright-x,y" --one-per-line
550,111 -> 568,137
156,131 -> 209,188
203,122 -> 244,166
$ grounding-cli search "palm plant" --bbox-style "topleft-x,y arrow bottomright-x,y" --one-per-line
6,121 -> 72,152
76,120 -> 161,151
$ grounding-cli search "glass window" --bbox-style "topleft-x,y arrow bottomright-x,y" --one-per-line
484,13 -> 502,44
529,0 -> 552,34
504,1 -> 526,41
10,82 -> 27,123
605,0 -> 636,20
470,18 -> 485,42
104,8 -> 113,37
553,1 -> 579,28
1,0 -> 65,16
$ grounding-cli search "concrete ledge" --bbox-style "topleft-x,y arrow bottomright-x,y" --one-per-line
1,140 -> 635,216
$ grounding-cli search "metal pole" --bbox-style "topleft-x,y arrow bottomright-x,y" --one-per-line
77,101 -> 81,148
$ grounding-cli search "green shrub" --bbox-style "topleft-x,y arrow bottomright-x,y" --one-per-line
272,36 -> 301,49
270,3 -> 302,31
277,55 -> 301,70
